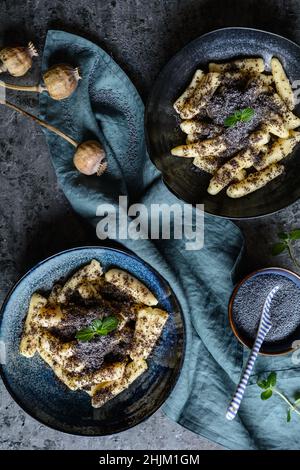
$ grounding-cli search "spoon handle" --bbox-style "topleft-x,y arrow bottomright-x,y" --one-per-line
226,329 -> 269,420
226,285 -> 280,421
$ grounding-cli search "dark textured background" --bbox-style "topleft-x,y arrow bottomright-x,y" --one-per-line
1,0 -> 300,450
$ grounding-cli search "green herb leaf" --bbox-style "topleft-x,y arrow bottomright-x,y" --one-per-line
271,242 -> 287,256
240,107 -> 255,122
278,232 -> 289,240
91,319 -> 103,331
294,392 -> 300,403
261,389 -> 273,400
257,379 -> 269,389
76,315 -> 119,342
295,391 -> 300,399
98,316 -> 119,335
224,107 -> 255,127
267,371 -> 277,388
234,110 -> 243,119
224,114 -> 238,127
258,374 -> 300,423
289,229 -> 300,240
75,326 -> 95,342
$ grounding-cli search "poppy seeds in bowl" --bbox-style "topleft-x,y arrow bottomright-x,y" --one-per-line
232,273 -> 300,344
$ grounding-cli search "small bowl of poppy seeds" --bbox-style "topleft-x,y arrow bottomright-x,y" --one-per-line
229,267 -> 300,355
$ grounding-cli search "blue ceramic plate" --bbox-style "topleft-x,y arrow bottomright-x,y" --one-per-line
145,27 -> 300,218
0,247 -> 185,435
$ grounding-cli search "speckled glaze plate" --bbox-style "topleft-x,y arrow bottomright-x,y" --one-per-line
0,247 -> 185,436
145,27 -> 300,218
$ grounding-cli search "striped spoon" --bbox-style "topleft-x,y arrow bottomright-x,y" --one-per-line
226,285 -> 280,421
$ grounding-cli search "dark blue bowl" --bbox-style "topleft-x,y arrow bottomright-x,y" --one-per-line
145,27 -> 300,219
0,247 -> 185,435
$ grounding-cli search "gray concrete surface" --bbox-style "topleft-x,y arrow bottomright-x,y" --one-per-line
1,0 -> 300,451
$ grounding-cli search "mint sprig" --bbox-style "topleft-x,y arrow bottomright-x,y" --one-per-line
76,316 -> 119,342
224,107 -> 255,127
257,372 -> 300,423
271,229 -> 300,269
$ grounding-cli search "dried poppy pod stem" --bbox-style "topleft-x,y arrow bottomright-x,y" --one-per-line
0,64 -> 81,100
0,42 -> 38,77
0,100 -> 107,176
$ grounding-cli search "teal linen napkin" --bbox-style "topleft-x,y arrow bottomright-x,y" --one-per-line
40,30 -> 300,449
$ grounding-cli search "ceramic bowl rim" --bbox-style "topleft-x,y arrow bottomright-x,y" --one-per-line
0,245 -> 186,436
228,266 -> 300,356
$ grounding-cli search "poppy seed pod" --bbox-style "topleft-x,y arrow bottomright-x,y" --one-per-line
43,64 -> 81,100
0,63 -> 81,101
0,100 -> 107,177
0,42 -> 38,77
73,140 -> 107,176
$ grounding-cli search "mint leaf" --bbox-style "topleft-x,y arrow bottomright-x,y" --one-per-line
271,242 -> 286,255
224,107 -> 255,127
257,379 -> 269,389
294,392 -> 300,409
257,373 -> 276,390
91,319 -> 103,331
267,371 -> 277,388
234,110 -> 243,120
294,392 -> 300,402
224,114 -> 238,127
258,374 -> 300,423
97,316 -> 119,335
278,232 -> 289,240
75,326 -> 95,342
289,229 -> 300,240
240,107 -> 255,122
261,389 -> 273,400
76,316 -> 119,341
